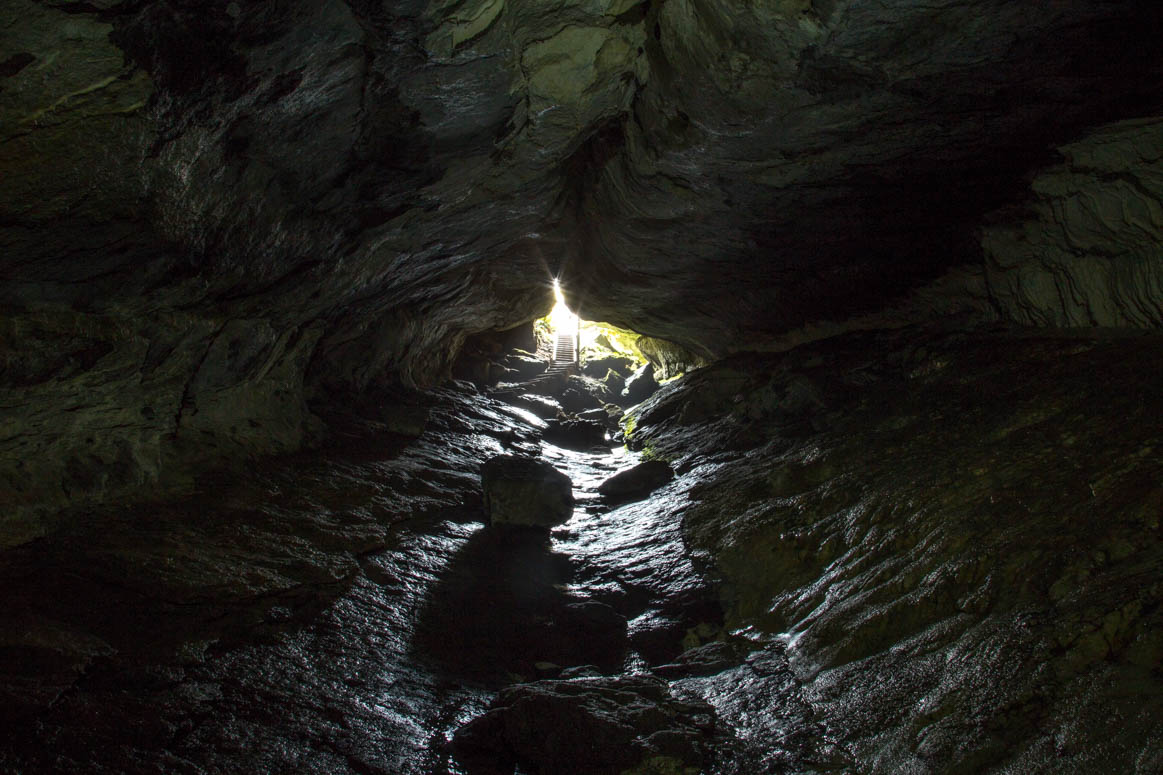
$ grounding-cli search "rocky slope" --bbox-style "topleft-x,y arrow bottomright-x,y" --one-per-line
627,326 -> 1163,772
0,381 -> 727,773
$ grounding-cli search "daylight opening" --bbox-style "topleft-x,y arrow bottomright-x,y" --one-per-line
536,279 -> 647,371
547,279 -> 578,333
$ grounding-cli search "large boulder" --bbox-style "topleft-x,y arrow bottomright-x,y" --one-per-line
481,456 -> 573,528
576,405 -> 622,430
597,460 -> 674,504
558,375 -> 610,414
581,355 -> 636,380
543,419 -> 609,451
451,674 -> 716,775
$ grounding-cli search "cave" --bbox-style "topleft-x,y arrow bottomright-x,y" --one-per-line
2,0 -> 1162,772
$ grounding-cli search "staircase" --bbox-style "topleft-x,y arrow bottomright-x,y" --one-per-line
512,328 -> 576,396
551,330 -> 576,369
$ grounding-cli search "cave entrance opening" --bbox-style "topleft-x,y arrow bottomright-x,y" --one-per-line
546,279 -> 580,365
538,280 -> 647,372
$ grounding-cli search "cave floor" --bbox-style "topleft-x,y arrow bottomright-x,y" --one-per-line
3,326 -> 1163,774
0,386 -> 773,774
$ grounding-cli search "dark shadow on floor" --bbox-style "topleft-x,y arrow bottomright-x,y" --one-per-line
411,526 -> 629,681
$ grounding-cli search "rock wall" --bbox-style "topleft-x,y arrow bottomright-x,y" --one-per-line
627,328 -> 1163,772
4,0 -> 1163,540
564,1 -> 1163,349
0,311 -> 323,547
636,335 -> 706,380
0,0 -> 554,542
983,119 -> 1163,328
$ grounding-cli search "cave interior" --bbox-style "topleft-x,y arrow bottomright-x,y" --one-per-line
2,0 -> 1163,773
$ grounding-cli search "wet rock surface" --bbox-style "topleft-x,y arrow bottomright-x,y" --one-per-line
621,364 -> 661,406
0,383 -> 723,773
412,527 -> 629,679
543,417 -> 611,452
1,328 -> 1162,773
627,326 -> 1163,772
653,642 -> 739,680
451,674 -> 717,775
498,392 -> 564,420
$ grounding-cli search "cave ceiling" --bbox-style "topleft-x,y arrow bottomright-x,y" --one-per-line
3,0 -> 1163,369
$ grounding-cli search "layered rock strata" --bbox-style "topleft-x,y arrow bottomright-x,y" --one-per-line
983,118 -> 1163,328
626,327 -> 1163,772
4,0 -> 1163,538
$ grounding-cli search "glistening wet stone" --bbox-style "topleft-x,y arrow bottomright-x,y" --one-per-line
625,327 -> 1163,773
7,327 -> 1155,773
451,674 -> 717,775
597,460 -> 675,504
0,386 -> 726,774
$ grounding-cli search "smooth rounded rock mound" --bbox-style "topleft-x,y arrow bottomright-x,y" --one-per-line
451,674 -> 715,775
481,455 -> 573,528
597,460 -> 674,503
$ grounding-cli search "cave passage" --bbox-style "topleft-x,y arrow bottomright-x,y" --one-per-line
10,325 -> 1159,775
4,0 -> 1163,772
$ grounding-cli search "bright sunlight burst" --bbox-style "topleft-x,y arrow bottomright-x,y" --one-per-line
547,278 -> 578,332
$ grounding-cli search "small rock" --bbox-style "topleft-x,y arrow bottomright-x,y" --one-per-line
481,455 -> 573,528
598,460 -> 674,503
